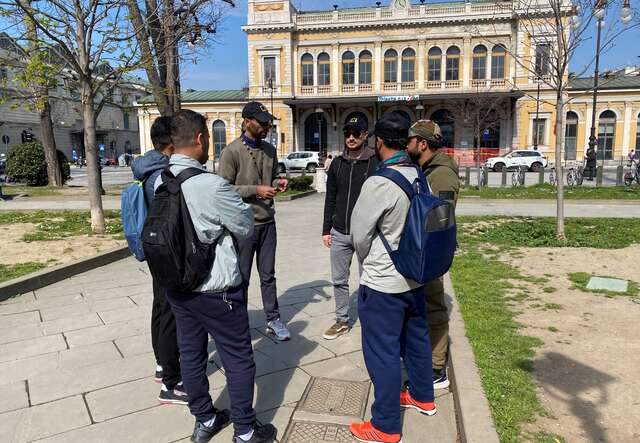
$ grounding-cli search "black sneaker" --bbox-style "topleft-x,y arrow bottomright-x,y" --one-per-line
232,423 -> 277,443
433,368 -> 450,390
158,384 -> 189,405
191,410 -> 231,443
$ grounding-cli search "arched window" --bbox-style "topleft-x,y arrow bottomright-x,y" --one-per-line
359,50 -> 372,84
427,47 -> 442,82
342,51 -> 355,85
304,112 -> 327,152
491,45 -> 506,79
565,111 -> 579,160
301,53 -> 314,86
430,109 -> 455,147
446,46 -> 460,81
401,48 -> 416,83
636,112 -> 640,152
472,45 -> 487,80
212,120 -> 226,158
598,110 -> 616,160
317,52 -> 331,86
384,49 -> 398,83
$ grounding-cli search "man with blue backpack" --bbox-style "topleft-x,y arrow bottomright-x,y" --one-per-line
349,113 -> 456,443
128,116 -> 185,405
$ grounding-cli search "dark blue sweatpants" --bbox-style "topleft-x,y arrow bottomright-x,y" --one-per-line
166,285 -> 256,435
358,285 -> 434,435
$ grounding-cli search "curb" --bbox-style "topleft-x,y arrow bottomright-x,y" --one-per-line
0,246 -> 131,302
275,190 -> 317,201
445,274 -> 501,443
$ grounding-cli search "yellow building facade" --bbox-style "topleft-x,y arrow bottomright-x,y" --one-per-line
137,0 -> 640,163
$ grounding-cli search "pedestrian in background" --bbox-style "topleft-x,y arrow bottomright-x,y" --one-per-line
218,101 -> 291,341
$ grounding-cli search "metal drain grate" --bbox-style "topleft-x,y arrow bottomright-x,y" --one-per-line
281,421 -> 357,443
297,377 -> 370,418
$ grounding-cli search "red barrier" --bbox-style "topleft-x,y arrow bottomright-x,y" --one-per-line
441,147 -> 500,167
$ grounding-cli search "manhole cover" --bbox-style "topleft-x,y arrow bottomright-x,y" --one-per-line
281,421 -> 356,443
586,276 -> 628,293
298,377 -> 369,418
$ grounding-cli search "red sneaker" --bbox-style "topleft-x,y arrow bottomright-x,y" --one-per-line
400,390 -> 437,416
349,421 -> 402,443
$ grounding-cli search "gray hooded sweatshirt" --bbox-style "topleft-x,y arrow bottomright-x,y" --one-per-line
168,154 -> 254,292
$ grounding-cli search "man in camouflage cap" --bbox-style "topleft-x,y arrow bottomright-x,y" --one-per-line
406,119 -> 460,390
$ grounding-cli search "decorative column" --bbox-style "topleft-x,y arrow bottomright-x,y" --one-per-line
462,37 -> 471,88
622,101 -> 633,157
332,44 -> 340,93
374,42 -> 382,92
417,39 -> 426,90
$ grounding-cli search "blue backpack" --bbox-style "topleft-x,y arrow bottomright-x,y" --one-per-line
374,166 -> 457,283
121,179 -> 148,261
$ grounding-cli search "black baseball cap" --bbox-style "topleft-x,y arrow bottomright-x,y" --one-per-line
372,112 -> 410,141
242,101 -> 275,124
343,115 -> 368,132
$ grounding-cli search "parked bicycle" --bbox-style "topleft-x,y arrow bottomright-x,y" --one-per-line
512,165 -> 526,187
566,164 -> 584,187
624,158 -> 640,187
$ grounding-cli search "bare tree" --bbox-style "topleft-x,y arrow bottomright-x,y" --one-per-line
126,0 -> 235,116
8,0 -> 140,233
449,91 -> 509,186
470,0 -> 637,239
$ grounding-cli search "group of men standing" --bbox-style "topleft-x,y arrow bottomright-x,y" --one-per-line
131,98 -> 459,443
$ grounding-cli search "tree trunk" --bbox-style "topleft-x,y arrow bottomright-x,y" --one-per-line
476,125 -> 481,187
83,89 -> 105,234
555,93 -> 565,239
40,102 -> 62,186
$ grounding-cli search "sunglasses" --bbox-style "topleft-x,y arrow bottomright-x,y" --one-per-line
343,130 -> 362,139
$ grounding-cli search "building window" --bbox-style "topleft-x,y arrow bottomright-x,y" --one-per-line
384,49 -> 398,83
401,48 -> 415,82
491,45 -> 506,79
301,53 -> 314,86
359,50 -> 372,84
431,109 -> 455,147
598,110 -> 616,160
565,111 -> 578,160
342,51 -> 355,85
317,52 -> 331,86
532,118 -> 546,146
123,112 -> 130,130
427,47 -> 442,82
213,120 -> 226,158
535,43 -> 551,77
472,45 -> 487,80
446,46 -> 460,81
263,56 -> 276,86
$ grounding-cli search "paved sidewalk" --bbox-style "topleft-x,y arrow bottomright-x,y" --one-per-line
0,196 -> 458,442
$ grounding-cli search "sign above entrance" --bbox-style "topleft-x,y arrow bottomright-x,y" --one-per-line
377,95 -> 420,103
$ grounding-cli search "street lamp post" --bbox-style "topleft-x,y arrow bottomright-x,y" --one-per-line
268,77 -> 275,146
533,79 -> 541,151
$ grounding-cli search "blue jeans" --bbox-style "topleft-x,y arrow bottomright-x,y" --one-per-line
358,285 -> 434,435
166,286 -> 256,435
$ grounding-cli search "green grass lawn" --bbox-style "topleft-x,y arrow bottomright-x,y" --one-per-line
1,185 -> 64,197
460,184 -> 640,200
450,216 -> 640,442
0,262 -> 49,283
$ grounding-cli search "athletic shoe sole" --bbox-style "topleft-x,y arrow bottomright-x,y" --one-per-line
322,328 -> 350,340
266,327 -> 290,341
155,377 -> 163,384
400,403 -> 437,416
352,436 -> 402,443
434,379 -> 450,390
158,396 -> 189,406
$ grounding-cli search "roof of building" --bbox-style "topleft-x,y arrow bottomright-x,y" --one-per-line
569,74 -> 640,90
138,89 -> 248,104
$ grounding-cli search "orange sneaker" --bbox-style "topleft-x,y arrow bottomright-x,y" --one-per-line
400,390 -> 437,416
349,421 -> 402,443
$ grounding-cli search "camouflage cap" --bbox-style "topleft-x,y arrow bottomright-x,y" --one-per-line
408,120 -> 443,145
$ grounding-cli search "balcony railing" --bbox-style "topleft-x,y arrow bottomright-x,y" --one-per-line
317,85 -> 331,94
490,79 -> 506,88
383,83 -> 398,91
426,81 -> 441,89
445,80 -> 460,88
359,84 -> 373,92
401,82 -> 416,91
342,84 -> 356,93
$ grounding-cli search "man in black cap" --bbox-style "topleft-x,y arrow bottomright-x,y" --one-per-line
349,112 -> 436,443
321,115 -> 378,340
219,101 -> 290,341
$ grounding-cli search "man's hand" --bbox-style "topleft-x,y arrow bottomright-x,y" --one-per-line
276,178 -> 288,192
322,234 -> 332,248
257,185 -> 277,199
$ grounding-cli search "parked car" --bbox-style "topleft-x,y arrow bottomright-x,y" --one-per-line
485,150 -> 548,172
279,151 -> 321,173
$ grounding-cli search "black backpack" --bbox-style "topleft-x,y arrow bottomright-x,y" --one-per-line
141,167 -> 216,292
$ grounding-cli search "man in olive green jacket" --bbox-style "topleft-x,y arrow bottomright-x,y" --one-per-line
407,119 -> 460,390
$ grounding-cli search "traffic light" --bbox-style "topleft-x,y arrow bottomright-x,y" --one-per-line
21,130 -> 33,143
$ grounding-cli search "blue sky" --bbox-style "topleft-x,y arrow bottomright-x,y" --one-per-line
180,0 -> 640,91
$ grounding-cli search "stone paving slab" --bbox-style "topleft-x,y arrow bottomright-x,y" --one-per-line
0,334 -> 66,363
64,317 -> 148,348
0,381 -> 29,414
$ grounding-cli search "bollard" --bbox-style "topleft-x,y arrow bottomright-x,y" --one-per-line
501,169 -> 507,187
539,169 -> 545,185
616,165 -> 624,186
465,167 -> 471,186
483,168 -> 489,187
596,166 -> 603,186
315,167 -> 327,193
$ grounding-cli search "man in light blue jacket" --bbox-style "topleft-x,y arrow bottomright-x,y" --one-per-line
163,110 -> 277,443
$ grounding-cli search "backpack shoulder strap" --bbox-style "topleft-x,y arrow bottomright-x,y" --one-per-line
175,167 -> 207,186
374,167 -> 416,198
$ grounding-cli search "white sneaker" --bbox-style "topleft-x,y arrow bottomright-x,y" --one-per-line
266,319 -> 291,341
